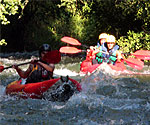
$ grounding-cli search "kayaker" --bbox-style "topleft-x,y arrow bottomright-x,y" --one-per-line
95,35 -> 123,65
97,33 -> 108,48
12,44 -> 55,83
91,33 -> 108,55
86,33 -> 108,61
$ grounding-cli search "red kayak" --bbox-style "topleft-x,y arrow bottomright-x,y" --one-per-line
80,59 -> 127,74
6,76 -> 82,102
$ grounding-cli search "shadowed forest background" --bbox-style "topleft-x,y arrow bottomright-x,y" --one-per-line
1,0 -> 150,53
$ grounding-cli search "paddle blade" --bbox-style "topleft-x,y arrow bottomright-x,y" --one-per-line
61,36 -> 81,46
132,50 -> 150,60
80,64 -> 100,74
124,58 -> 144,70
42,50 -> 61,64
0,66 -> 4,72
110,61 -> 126,71
59,46 -> 82,54
87,64 -> 100,73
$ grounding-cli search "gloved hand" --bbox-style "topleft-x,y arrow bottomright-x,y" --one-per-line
31,59 -> 39,64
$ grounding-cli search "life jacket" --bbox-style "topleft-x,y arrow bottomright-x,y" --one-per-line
97,41 -> 101,48
26,62 -> 53,83
96,44 -> 119,65
95,43 -> 107,64
107,45 -> 119,64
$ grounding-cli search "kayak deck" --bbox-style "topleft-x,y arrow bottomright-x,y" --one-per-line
6,76 -> 82,102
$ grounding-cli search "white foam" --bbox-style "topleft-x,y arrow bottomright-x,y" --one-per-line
0,85 -> 6,101
54,68 -> 79,76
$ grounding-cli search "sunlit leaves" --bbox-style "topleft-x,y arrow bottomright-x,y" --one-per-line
58,0 -> 93,40
117,30 -> 150,53
0,39 -> 7,46
0,0 -> 28,25
0,0 -> 28,46
116,0 -> 150,30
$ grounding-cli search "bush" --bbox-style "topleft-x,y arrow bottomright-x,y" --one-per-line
117,30 -> 150,53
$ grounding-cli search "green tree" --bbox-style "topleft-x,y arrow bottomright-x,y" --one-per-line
117,30 -> 150,53
58,0 -> 94,44
116,0 -> 150,53
1,0 -> 149,52
0,0 -> 28,45
116,0 -> 150,32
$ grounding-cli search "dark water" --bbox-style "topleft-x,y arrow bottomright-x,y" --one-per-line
1,57 -> 150,125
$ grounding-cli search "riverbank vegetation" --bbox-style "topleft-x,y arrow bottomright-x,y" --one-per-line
1,0 -> 150,53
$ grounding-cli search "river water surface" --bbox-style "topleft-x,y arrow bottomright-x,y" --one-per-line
0,53 -> 150,125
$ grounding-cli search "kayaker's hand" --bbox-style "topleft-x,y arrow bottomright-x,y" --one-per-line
86,49 -> 90,54
118,58 -> 124,62
31,59 -> 38,64
90,46 -> 94,50
12,64 -> 18,69
90,46 -> 97,51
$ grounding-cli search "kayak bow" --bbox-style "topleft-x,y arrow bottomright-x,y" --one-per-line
6,76 -> 81,102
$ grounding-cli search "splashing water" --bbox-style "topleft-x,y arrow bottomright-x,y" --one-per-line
0,85 -> 6,100
54,68 -> 79,77
0,56 -> 150,124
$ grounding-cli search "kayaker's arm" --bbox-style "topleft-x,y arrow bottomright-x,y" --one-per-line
92,46 -> 101,55
116,50 -> 123,61
87,46 -> 99,57
38,61 -> 55,72
12,65 -> 32,78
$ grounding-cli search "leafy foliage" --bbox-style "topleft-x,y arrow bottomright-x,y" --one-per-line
58,0 -> 93,43
0,0 -> 28,25
117,30 -> 150,53
1,0 -> 150,52
116,0 -> 150,31
0,39 -> 7,46
0,0 -> 28,46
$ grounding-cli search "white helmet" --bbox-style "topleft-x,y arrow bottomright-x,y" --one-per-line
99,33 -> 108,40
106,35 -> 116,43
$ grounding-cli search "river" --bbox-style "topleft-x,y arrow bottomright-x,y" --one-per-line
0,53 -> 150,125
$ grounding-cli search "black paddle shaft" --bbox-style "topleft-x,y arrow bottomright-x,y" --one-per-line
3,61 -> 31,70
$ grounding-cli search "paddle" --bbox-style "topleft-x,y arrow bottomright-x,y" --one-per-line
109,61 -> 126,71
43,50 -> 61,64
60,46 -> 150,60
131,50 -> 150,60
0,61 -> 31,72
83,64 -> 100,73
61,36 -> 89,48
122,58 -> 144,70
61,36 -> 81,46
61,36 -> 150,60
59,46 -> 86,54
0,50 -> 61,72
60,46 -> 144,70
